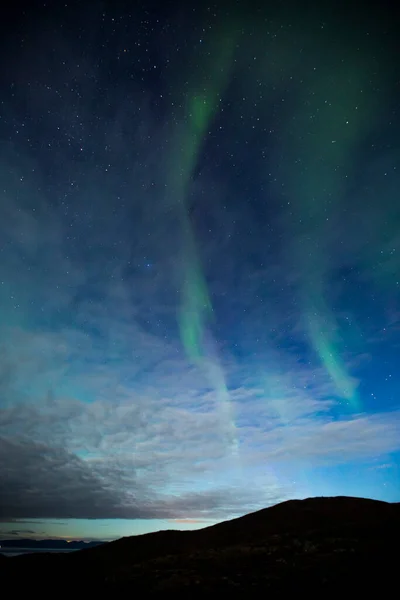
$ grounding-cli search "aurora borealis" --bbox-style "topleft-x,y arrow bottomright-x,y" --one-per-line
0,1 -> 399,541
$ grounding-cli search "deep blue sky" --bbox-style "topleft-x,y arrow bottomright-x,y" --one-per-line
0,0 -> 399,541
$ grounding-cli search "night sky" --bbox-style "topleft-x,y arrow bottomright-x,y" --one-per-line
0,1 -> 399,541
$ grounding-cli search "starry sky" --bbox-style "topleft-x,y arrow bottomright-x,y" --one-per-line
0,0 -> 399,542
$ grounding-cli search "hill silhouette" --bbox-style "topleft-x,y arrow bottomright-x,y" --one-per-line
1,496 -> 399,594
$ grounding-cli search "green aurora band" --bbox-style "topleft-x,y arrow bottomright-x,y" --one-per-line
169,10 -> 395,414
174,23 -> 238,361
166,18 -> 239,451
267,20 -> 388,409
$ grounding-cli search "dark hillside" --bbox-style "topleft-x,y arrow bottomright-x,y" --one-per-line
2,496 -> 399,594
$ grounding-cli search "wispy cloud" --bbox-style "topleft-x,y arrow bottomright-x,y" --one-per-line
0,317 -> 399,521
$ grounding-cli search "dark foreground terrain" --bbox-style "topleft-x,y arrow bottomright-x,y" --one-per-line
1,496 -> 399,595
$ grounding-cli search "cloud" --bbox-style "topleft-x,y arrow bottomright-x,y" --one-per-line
172,519 -> 211,524
0,437 -> 125,520
0,320 -> 399,521
3,529 -> 36,536
0,436 -> 286,521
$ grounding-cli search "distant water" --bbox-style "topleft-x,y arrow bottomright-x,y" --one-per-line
0,548 -> 79,557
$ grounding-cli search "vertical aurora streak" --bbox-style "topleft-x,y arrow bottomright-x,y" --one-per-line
166,18 -> 239,450
268,23 -> 385,408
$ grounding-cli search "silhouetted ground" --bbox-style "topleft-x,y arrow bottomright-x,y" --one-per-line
1,496 -> 399,595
